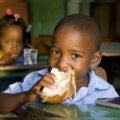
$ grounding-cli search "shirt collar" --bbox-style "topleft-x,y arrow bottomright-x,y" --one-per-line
87,69 -> 110,94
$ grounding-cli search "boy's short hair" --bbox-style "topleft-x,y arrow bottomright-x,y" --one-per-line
53,14 -> 102,51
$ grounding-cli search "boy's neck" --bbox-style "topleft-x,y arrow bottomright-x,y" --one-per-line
76,75 -> 89,91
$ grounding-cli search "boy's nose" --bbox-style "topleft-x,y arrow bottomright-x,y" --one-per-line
57,57 -> 68,72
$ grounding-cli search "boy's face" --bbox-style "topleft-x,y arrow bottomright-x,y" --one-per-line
49,27 -> 98,80
0,25 -> 23,55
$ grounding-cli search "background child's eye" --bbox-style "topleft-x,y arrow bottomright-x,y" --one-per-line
5,40 -> 12,44
72,53 -> 81,59
50,49 -> 61,56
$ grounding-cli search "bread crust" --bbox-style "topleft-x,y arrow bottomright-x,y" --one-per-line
42,68 -> 76,103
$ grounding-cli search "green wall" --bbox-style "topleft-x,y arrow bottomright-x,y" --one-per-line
28,0 -> 67,36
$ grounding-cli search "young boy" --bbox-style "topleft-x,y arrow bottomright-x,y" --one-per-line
0,14 -> 118,113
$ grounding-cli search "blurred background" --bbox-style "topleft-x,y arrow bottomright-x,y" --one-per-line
0,0 -> 120,41
0,0 -> 120,93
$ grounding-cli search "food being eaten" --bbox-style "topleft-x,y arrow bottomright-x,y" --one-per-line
42,68 -> 76,103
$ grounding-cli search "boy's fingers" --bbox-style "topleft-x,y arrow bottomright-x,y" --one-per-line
44,73 -> 56,83
37,92 -> 45,98
33,88 -> 45,98
30,72 -> 56,100
39,73 -> 56,88
40,80 -> 53,89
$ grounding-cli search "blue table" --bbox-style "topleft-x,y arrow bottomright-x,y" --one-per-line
26,103 -> 120,120
0,103 -> 120,120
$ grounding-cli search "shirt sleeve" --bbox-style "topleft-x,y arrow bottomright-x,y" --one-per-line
3,70 -> 45,94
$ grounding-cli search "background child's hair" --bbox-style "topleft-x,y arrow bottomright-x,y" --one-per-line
53,14 -> 102,51
0,9 -> 31,48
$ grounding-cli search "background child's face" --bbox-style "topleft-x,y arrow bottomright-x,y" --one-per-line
0,26 -> 23,55
49,27 -> 95,80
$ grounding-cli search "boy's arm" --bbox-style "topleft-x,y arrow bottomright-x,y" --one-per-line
0,92 -> 28,114
0,72 -> 55,114
0,89 -> 40,114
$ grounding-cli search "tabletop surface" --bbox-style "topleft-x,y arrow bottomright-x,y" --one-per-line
0,103 -> 120,120
100,42 -> 120,57
0,64 -> 48,71
0,64 -> 48,78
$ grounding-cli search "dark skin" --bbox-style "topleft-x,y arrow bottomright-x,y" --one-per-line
0,26 -> 101,114
0,25 -> 23,65
0,53 -> 20,65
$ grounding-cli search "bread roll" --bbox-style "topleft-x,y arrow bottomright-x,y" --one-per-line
42,68 -> 76,103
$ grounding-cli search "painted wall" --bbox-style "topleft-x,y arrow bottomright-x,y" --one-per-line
28,0 -> 91,36
0,0 -> 29,24
28,0 -> 66,36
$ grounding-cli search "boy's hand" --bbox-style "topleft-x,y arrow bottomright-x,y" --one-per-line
25,73 -> 56,102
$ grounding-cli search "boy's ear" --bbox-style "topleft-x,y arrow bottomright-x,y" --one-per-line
90,51 -> 102,69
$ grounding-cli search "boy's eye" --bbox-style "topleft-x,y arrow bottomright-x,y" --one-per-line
72,53 -> 81,59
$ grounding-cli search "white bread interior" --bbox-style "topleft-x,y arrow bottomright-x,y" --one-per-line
42,67 -> 76,103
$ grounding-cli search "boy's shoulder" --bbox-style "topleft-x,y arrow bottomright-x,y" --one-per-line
95,74 -> 111,88
95,75 -> 118,96
89,71 -> 118,97
90,70 -> 113,90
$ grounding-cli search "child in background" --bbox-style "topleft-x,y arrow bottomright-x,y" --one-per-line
0,14 -> 118,113
0,9 -> 31,65
0,9 -> 31,92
